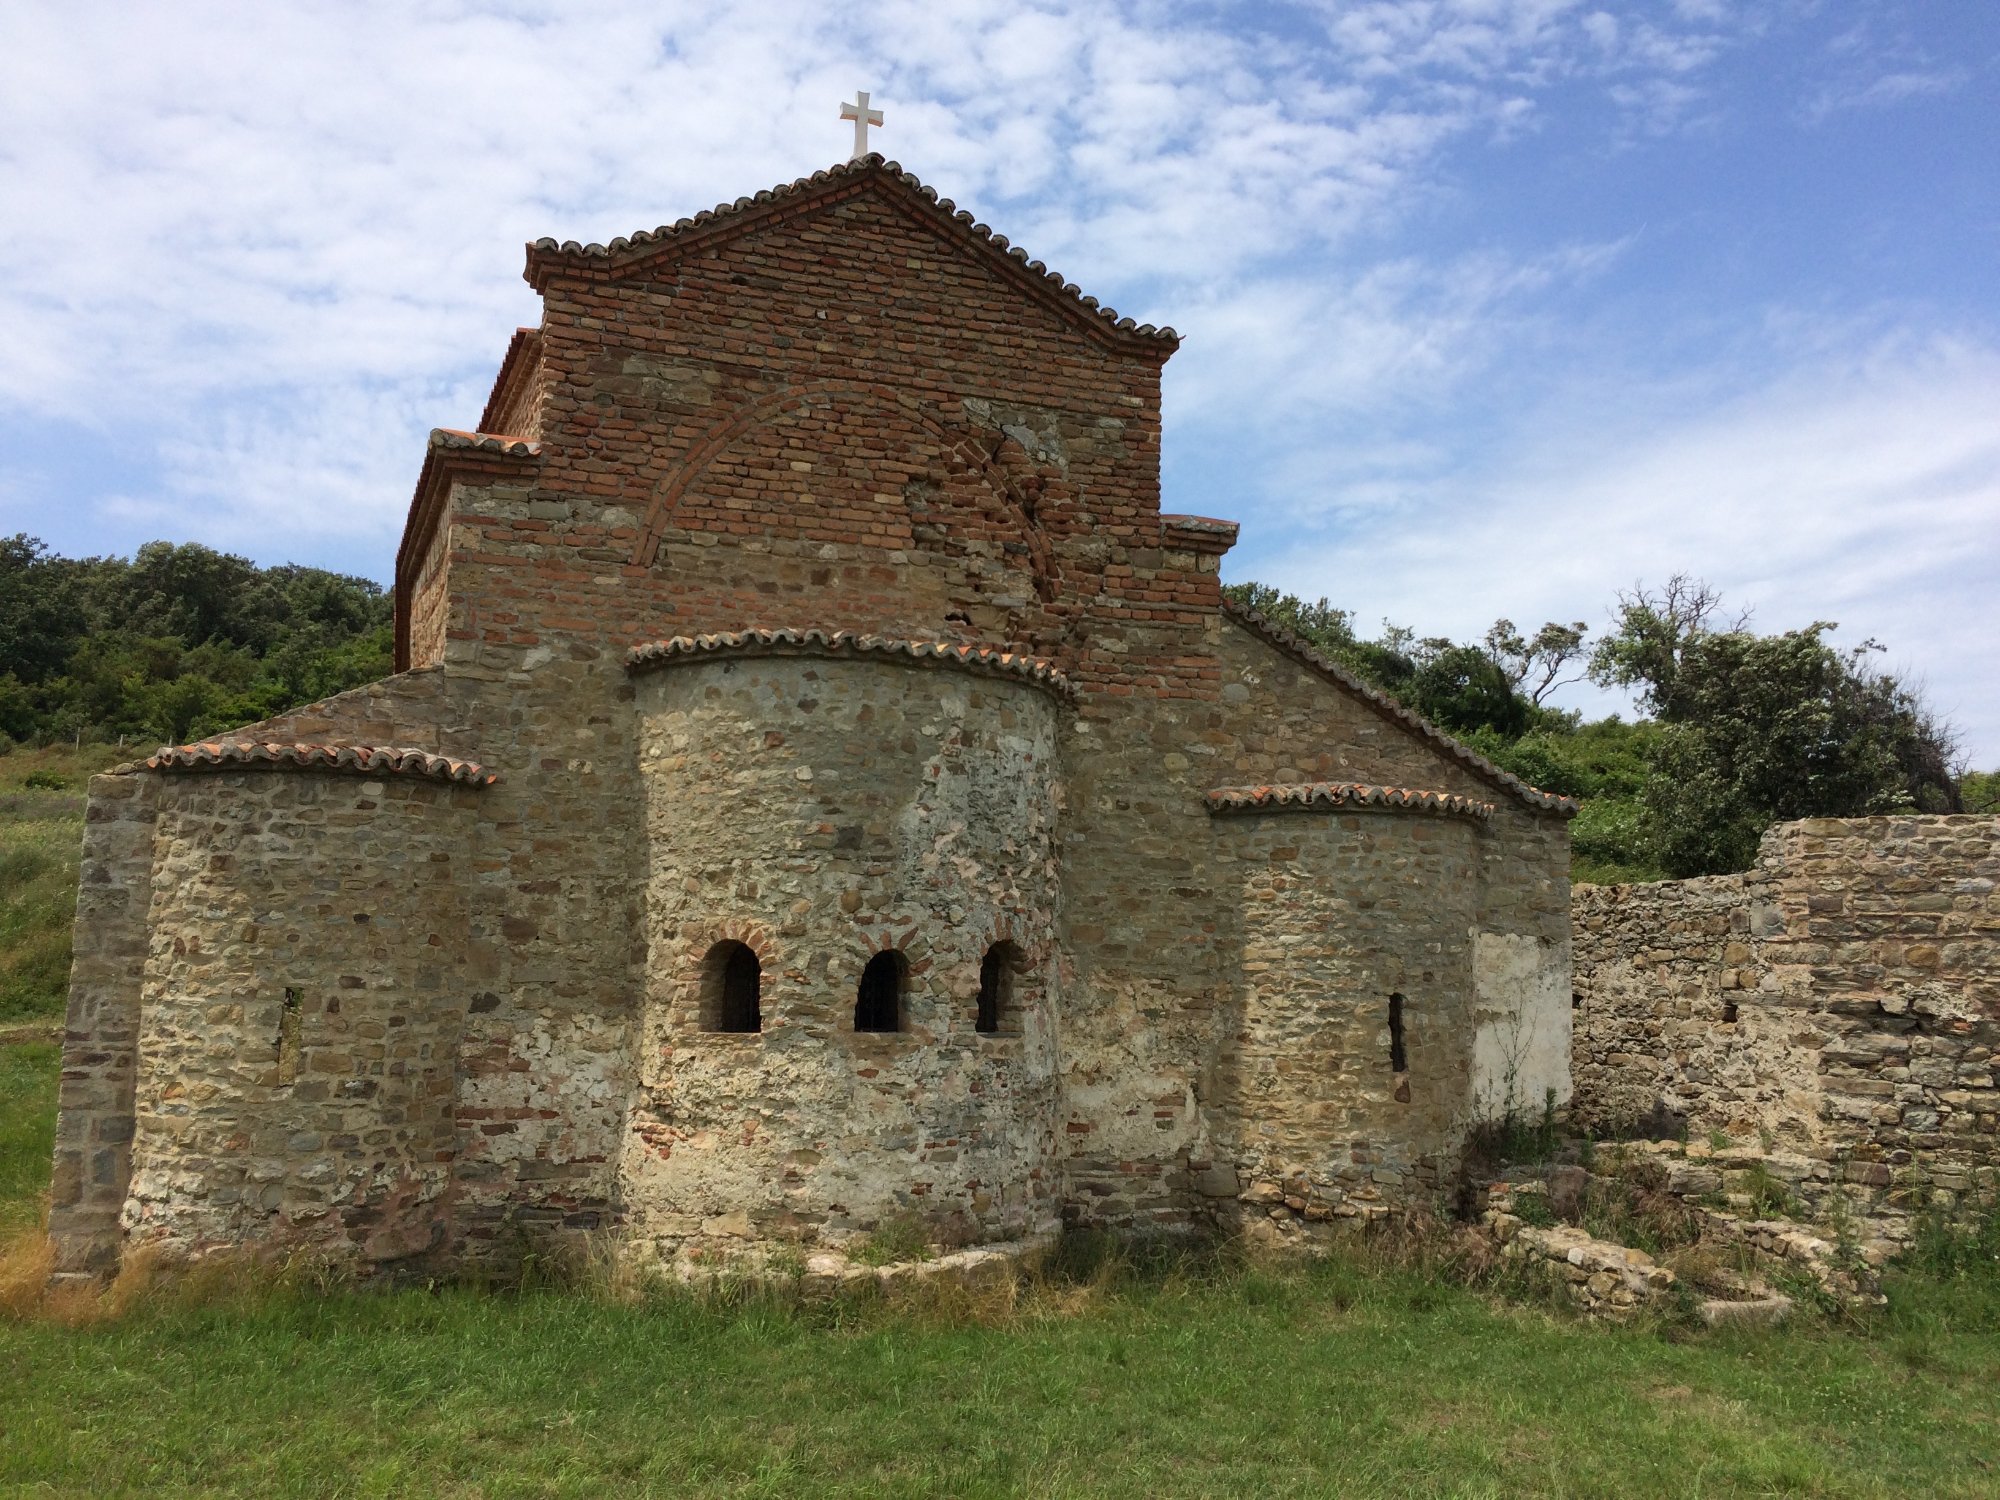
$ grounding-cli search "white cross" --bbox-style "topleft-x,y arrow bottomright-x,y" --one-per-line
839,90 -> 883,160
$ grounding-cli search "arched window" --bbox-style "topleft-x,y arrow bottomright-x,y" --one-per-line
976,941 -> 1022,1035
700,940 -> 762,1033
1388,992 -> 1408,1072
855,950 -> 906,1033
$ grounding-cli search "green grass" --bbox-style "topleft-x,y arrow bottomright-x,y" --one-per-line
0,743 -> 121,1023
1,1208 -> 1997,1496
0,1038 -> 59,1236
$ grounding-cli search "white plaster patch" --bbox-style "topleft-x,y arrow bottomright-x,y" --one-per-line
1472,929 -> 1572,1118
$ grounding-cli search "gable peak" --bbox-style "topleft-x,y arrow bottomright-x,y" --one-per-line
524,155 -> 1179,354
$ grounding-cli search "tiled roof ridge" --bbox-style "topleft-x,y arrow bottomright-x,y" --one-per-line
528,155 -> 1178,351
1219,597 -> 1579,818
1205,781 -> 1496,821
476,326 -> 543,437
430,427 -> 540,458
114,741 -> 497,786
625,628 -> 1075,700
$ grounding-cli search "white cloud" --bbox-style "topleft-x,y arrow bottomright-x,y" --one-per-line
1802,66 -> 1969,124
1234,334 -> 2000,762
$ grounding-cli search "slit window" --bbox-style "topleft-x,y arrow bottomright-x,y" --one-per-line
855,950 -> 906,1033
701,941 -> 762,1033
278,987 -> 303,1085
1388,992 -> 1408,1073
976,941 -> 1022,1035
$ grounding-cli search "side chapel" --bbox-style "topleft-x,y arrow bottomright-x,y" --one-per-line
50,155 -> 1575,1278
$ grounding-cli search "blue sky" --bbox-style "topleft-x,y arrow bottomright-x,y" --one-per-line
2,1 -> 1995,761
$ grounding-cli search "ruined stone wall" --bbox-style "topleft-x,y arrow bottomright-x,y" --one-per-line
1573,816 -> 2000,1196
621,648 -> 1064,1258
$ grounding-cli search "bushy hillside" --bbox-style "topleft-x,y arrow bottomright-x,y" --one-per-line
0,534 -> 390,750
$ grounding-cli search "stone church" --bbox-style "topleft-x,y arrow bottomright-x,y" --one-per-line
49,156 -> 1575,1279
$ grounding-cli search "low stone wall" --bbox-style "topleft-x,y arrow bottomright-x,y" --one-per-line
1572,815 -> 2000,1201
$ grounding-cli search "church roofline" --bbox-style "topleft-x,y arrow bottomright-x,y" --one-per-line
1220,598 -> 1579,818
522,155 -> 1179,358
393,428 -> 543,672
1205,781 -> 1496,821
112,741 -> 497,786
477,327 -> 543,436
625,628 -> 1076,701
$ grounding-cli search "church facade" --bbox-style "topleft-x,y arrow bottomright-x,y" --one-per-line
49,157 -> 1575,1278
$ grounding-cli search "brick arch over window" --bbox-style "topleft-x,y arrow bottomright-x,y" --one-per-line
630,380 -> 1063,602
676,921 -> 778,1030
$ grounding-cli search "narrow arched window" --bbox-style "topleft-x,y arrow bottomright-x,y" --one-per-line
976,941 -> 1021,1035
855,950 -> 906,1033
701,940 -> 762,1033
1388,992 -> 1408,1072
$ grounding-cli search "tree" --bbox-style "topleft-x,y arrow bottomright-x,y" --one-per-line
0,536 -> 392,747
1408,643 -> 1529,738
1485,618 -> 1589,706
0,534 -> 88,685
1962,770 -> 2000,815
1596,594 -> 1961,875
1587,573 -> 1743,708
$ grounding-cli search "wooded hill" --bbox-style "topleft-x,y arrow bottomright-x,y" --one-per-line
0,534 -> 390,752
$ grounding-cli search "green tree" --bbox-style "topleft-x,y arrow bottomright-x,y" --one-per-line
1484,617 -> 1589,707
1593,585 -> 1959,875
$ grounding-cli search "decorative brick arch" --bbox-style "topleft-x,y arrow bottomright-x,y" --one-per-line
630,380 -> 1064,601
838,918 -> 937,983
671,921 -> 779,1028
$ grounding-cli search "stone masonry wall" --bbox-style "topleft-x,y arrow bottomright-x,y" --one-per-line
1573,816 -> 2000,1199
120,770 -> 481,1264
1204,804 -> 1482,1224
47,772 -> 159,1274
622,649 -> 1065,1258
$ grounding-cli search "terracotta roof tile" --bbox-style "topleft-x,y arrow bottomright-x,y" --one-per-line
527,155 -> 1177,353
1220,598 -> 1579,818
430,427 -> 540,458
115,741 -> 497,786
626,628 -> 1075,701
1205,781 -> 1495,821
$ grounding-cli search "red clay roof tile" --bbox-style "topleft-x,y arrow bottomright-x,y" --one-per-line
625,628 -> 1076,701
115,742 -> 497,786
1205,781 -> 1495,820
527,155 -> 1178,353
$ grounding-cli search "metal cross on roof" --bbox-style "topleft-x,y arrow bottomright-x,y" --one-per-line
839,90 -> 883,161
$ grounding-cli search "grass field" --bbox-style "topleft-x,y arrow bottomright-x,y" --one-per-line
3,747 -> 1999,1495
0,743 -> 123,1025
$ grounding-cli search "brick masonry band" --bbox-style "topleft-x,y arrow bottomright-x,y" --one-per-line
1204,782 -> 1498,820
112,741 -> 498,786
624,628 -> 1078,701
